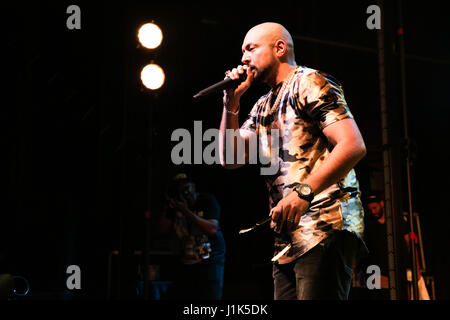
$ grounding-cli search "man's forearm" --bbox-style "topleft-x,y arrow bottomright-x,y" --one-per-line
219,106 -> 244,168
304,140 -> 366,196
303,117 -> 366,196
180,207 -> 218,237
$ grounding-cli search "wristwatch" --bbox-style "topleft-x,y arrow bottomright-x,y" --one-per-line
293,183 -> 314,203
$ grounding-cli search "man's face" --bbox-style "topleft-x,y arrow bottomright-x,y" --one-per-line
241,29 -> 277,84
367,201 -> 384,220
178,181 -> 197,208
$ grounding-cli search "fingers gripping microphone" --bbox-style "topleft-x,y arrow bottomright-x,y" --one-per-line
193,72 -> 247,100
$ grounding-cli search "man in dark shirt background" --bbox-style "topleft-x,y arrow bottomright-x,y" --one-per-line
157,173 -> 226,300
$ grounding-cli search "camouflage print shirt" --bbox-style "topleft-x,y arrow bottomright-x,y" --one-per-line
241,65 -> 366,264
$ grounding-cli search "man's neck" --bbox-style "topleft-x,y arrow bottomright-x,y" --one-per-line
271,62 -> 297,88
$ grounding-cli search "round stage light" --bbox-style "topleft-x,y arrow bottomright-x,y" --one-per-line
138,23 -> 163,49
140,64 -> 165,90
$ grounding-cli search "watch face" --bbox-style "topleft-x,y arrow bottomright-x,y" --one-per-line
299,184 -> 312,196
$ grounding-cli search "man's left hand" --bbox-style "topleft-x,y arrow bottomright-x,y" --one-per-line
270,191 -> 310,233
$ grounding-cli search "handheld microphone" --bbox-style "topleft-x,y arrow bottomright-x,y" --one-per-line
193,72 -> 247,100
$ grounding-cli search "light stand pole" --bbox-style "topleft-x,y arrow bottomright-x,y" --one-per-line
396,0 -> 419,300
143,90 -> 155,300
376,0 -> 400,300
137,21 -> 165,300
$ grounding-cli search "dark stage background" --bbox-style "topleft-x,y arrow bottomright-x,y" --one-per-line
2,0 -> 450,300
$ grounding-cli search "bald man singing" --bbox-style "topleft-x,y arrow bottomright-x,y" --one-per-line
219,22 -> 368,300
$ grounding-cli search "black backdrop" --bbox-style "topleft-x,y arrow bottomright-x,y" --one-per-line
2,0 -> 450,300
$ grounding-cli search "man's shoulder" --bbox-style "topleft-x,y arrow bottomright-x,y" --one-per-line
197,192 -> 217,201
298,65 -> 317,75
196,192 -> 221,218
296,66 -> 342,87
196,192 -> 220,208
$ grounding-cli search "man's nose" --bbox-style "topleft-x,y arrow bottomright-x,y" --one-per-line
241,52 -> 250,65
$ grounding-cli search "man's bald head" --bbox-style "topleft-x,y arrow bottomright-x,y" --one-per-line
243,22 -> 295,63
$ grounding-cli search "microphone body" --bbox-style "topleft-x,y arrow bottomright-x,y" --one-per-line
193,73 -> 247,99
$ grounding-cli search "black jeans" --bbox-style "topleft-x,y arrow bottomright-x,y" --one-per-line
273,230 -> 358,300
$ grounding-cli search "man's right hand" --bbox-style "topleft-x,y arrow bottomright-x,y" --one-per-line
223,65 -> 254,112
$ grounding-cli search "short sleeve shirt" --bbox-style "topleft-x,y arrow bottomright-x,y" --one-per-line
241,66 -> 366,264
170,193 -> 226,265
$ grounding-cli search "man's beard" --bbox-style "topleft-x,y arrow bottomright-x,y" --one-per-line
369,210 -> 383,221
252,64 -> 277,87
251,65 -> 270,85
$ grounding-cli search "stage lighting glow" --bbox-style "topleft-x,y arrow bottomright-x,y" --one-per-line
141,64 -> 165,90
138,23 -> 163,49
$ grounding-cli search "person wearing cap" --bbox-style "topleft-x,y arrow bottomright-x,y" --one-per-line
158,173 -> 226,300
366,194 -> 386,224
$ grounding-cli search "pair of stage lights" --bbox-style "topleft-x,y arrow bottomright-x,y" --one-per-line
138,23 -> 165,90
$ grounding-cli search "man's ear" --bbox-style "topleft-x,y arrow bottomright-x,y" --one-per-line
274,39 -> 287,58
